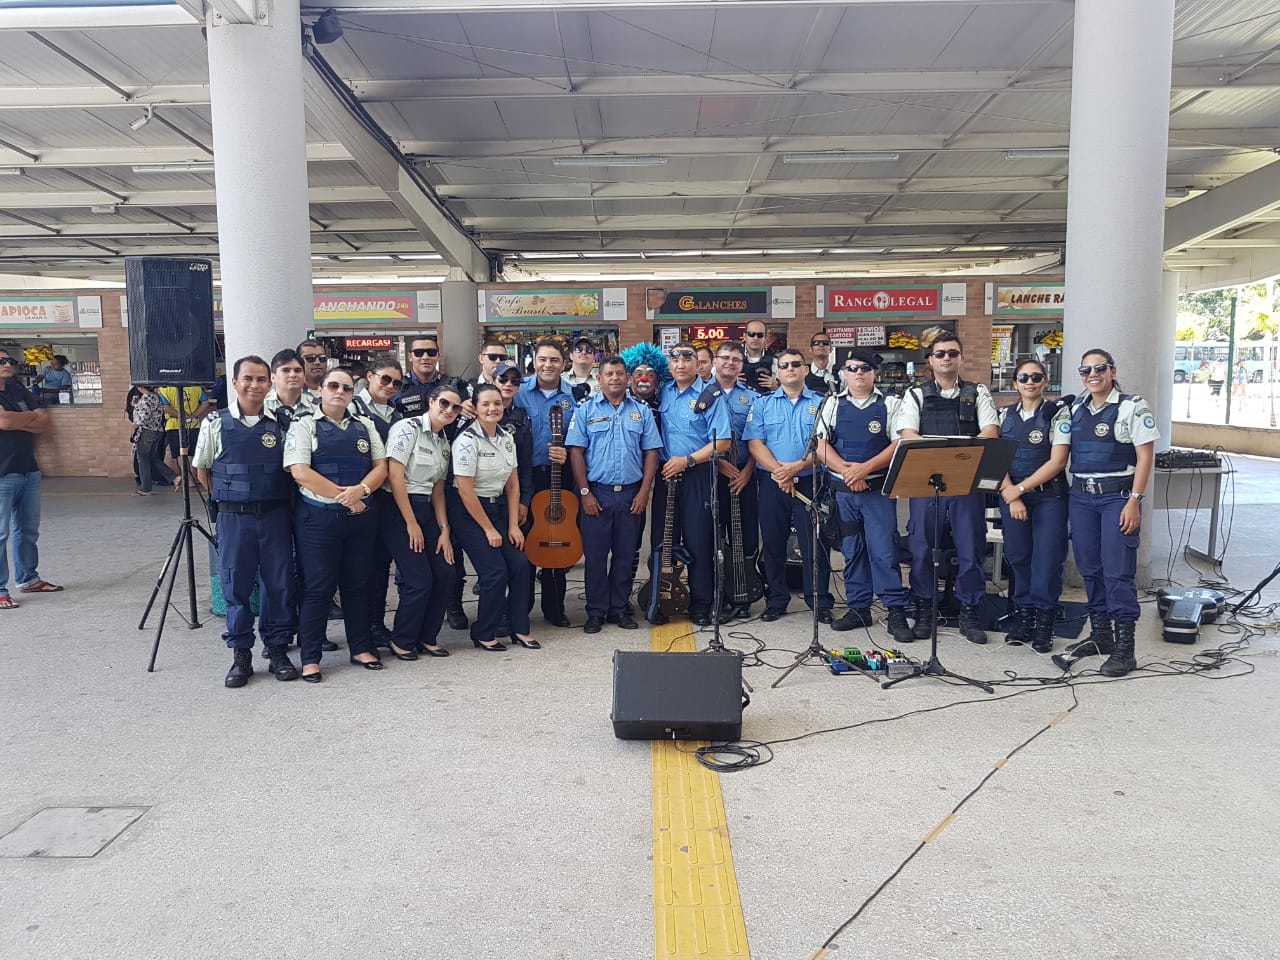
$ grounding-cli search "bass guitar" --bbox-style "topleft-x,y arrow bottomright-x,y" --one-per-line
524,405 -> 584,569
640,474 -> 690,624
720,440 -> 764,613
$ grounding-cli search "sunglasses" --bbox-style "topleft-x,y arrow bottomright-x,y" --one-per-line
931,349 -> 961,359
437,398 -> 463,413
0,357 -> 19,367
483,352 -> 508,362
302,354 -> 328,363
745,331 -> 766,338
810,339 -> 832,347
375,373 -> 403,389
777,360 -> 807,370
845,363 -> 875,374
572,345 -> 593,354
1078,363 -> 1113,376
670,350 -> 697,360
497,373 -> 522,385
715,355 -> 742,363
1016,372 -> 1046,384
411,348 -> 440,358
323,381 -> 354,393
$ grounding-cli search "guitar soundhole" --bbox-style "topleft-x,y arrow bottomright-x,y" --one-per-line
547,506 -> 564,523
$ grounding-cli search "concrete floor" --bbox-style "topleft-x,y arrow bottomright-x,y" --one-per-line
0,463 -> 1277,960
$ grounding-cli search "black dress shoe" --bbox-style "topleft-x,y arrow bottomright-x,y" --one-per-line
446,603 -> 469,631
321,639 -> 340,652
509,633 -> 542,649
615,612 -> 639,630
370,624 -> 394,649
349,656 -> 384,670
544,613 -> 571,628
302,669 -> 322,684
473,638 -> 507,652
327,602 -> 343,621
584,617 -> 604,634
691,611 -> 711,626
731,605 -> 751,620
761,608 -> 787,622
817,609 -> 834,625
388,644 -> 419,662
418,644 -> 451,658
225,648 -> 253,688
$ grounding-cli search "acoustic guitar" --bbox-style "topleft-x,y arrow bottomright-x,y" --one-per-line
525,405 -> 584,569
641,474 -> 690,624
721,440 -> 764,611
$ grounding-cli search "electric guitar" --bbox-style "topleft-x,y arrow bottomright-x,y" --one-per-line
640,474 -> 690,624
524,405 -> 584,569
721,439 -> 764,610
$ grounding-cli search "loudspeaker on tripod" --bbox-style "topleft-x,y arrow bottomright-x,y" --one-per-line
125,256 -> 216,386
611,650 -> 745,741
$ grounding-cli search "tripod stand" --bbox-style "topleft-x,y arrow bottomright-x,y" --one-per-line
773,395 -> 836,689
702,430 -> 751,692
140,410 -> 216,672
880,437 -> 1015,694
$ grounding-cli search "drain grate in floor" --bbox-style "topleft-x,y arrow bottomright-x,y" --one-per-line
0,807 -> 149,858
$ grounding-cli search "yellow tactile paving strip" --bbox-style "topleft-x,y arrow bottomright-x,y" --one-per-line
651,620 -> 751,959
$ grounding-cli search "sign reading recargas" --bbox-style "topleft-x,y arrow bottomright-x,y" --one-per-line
827,286 -> 941,317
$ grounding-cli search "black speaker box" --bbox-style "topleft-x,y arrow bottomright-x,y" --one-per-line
125,256 -> 216,385
611,650 -> 745,741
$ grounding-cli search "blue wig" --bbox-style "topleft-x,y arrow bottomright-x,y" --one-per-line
620,342 -> 673,386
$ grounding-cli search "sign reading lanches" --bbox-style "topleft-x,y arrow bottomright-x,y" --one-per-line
653,288 -> 771,320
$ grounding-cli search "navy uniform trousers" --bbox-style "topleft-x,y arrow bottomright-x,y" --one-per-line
217,504 -> 295,649
836,488 -> 908,608
382,493 -> 454,650
671,463 -> 716,618
907,492 -> 987,607
366,488 -> 396,630
580,481 -> 644,620
449,492 -> 532,642
758,472 -> 834,613
997,490 -> 1068,611
527,465 -> 568,621
1068,489 -> 1140,621
295,499 -> 377,666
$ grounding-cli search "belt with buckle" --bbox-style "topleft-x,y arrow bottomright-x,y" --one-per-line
591,481 -> 639,494
215,500 -> 289,515
1072,476 -> 1131,495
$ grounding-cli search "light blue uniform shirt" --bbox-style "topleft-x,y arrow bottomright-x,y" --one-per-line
513,376 -> 577,467
564,393 -> 662,485
743,386 -> 827,476
715,380 -> 757,466
658,379 -> 731,460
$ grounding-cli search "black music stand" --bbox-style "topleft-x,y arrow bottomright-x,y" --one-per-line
880,436 -> 1016,694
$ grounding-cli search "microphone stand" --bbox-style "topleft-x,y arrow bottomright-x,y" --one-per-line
701,428 -> 751,692
772,393 -> 834,689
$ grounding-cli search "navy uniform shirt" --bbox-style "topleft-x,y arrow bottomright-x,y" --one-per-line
743,385 -> 827,475
564,392 -> 662,485
513,376 -> 577,468
658,379 -> 731,460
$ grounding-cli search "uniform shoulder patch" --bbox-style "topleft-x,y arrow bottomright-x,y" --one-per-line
1057,420 -> 1071,434
356,438 -> 371,453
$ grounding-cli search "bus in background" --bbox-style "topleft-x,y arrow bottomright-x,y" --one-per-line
1235,341 -> 1280,382
1173,342 -> 1228,383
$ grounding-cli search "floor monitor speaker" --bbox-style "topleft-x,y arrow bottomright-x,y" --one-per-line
125,257 -> 215,385
611,650 -> 745,741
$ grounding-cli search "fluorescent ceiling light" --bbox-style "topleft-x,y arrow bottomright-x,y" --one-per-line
0,167 -> 25,176
90,204 -> 118,214
763,247 -> 824,254
131,163 -> 215,173
782,152 -> 899,164
1165,187 -> 1191,199
827,247 -> 887,254
1005,149 -> 1069,160
552,155 -> 668,167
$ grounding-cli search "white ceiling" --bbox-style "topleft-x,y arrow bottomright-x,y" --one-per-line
0,0 -> 1276,287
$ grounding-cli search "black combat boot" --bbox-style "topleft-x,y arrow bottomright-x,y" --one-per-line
446,601 -> 469,631
224,648 -> 253,688
266,645 -> 299,681
1030,608 -> 1055,654
958,604 -> 987,645
1099,619 -> 1137,677
1004,606 -> 1033,645
911,599 -> 934,640
831,607 -> 873,632
886,606 -> 914,644
1068,612 -> 1114,657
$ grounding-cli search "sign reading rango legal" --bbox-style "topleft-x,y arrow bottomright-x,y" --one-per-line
826,285 -> 941,317
486,290 -> 601,320
991,282 -> 1065,314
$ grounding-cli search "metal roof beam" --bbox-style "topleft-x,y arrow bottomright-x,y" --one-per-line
0,218 -> 414,239
464,212 -> 1067,232
0,186 -> 388,209
301,55 -> 490,279
1164,159 -> 1280,252
323,0 -> 1065,11
0,5 -> 196,30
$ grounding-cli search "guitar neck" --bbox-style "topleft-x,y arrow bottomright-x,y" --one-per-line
661,475 -> 680,570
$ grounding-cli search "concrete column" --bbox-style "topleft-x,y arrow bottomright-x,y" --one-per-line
1062,0 -> 1175,406
206,1 -> 313,366
440,272 -> 479,381
1154,271 -> 1178,451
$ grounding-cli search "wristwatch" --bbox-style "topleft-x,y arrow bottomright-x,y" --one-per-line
686,454 -> 697,470
1017,484 -> 1026,494
359,482 -> 371,497
579,487 -> 590,497
1131,491 -> 1145,502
